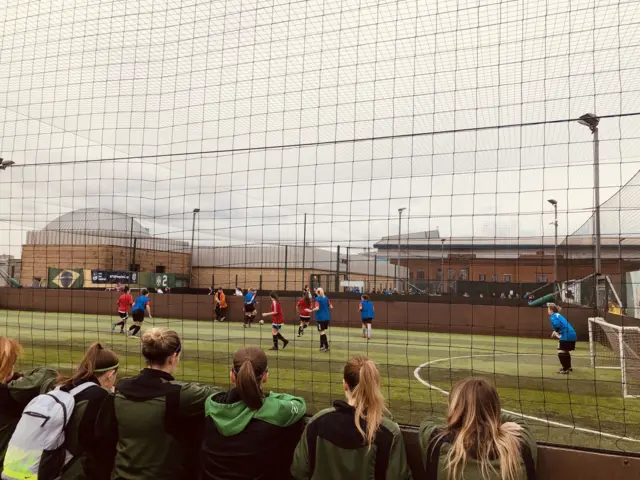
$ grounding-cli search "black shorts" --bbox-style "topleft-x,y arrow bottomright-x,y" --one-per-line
362,318 -> 373,323
559,340 -> 576,351
245,304 -> 256,314
118,311 -> 128,320
133,310 -> 145,323
317,321 -> 329,332
299,316 -> 310,322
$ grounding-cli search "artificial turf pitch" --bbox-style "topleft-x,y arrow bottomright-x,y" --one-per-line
1,309 -> 639,452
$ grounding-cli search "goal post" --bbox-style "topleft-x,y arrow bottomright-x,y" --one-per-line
588,317 -> 640,398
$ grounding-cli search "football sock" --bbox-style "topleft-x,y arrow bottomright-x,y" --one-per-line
272,335 -> 278,348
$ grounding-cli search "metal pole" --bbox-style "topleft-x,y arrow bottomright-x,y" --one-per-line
593,126 -> 602,309
441,238 -> 445,292
129,217 -> 135,269
189,210 -> 198,285
397,208 -> 405,291
284,245 -> 288,290
553,203 -> 558,283
301,213 -> 307,291
336,245 -> 340,292
373,254 -> 377,292
345,246 -> 350,280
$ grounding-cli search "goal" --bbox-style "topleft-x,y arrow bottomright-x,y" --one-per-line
588,317 -> 640,398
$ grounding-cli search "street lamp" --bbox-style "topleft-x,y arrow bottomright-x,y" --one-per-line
577,113 -> 602,308
396,207 -> 406,291
189,208 -> 200,286
547,199 -> 558,283
0,159 -> 15,170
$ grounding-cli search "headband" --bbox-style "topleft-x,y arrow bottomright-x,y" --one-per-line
94,363 -> 119,373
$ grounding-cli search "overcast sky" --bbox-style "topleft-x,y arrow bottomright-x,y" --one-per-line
1,0 -> 640,256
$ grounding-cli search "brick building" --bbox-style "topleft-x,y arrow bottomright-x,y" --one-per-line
373,230 -> 640,292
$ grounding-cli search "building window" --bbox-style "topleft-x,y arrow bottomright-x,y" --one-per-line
448,269 -> 456,280
417,269 -> 425,280
156,265 -> 166,274
436,269 -> 443,281
479,274 -> 486,281
459,269 -> 468,280
491,275 -> 498,282
129,264 -> 140,272
504,274 -> 512,283
537,274 -> 549,283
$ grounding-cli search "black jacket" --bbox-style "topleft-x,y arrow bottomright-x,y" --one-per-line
200,388 -> 306,480
60,377 -> 115,480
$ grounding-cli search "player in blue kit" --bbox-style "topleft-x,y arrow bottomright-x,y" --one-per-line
310,288 -> 333,352
244,288 -> 257,328
547,302 -> 577,374
128,288 -> 152,338
359,294 -> 374,340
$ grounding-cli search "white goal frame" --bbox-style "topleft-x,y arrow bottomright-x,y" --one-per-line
588,317 -> 640,398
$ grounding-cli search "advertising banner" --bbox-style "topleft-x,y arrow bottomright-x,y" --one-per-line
90,270 -> 138,284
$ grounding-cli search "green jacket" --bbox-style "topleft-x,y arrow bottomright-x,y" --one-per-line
0,367 -> 58,470
419,413 -> 538,480
105,368 -> 220,480
291,400 -> 412,480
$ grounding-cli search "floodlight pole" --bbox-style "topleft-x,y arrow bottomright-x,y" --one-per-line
578,113 -> 602,309
397,207 -> 406,291
548,199 -> 558,282
189,208 -> 200,286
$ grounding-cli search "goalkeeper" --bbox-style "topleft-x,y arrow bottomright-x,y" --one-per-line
547,303 -> 577,374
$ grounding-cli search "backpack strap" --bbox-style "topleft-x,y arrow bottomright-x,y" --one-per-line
69,382 -> 99,397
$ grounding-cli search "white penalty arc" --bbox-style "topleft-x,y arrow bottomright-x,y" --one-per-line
413,353 -> 640,444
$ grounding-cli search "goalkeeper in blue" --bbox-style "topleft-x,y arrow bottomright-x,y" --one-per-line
547,303 -> 577,374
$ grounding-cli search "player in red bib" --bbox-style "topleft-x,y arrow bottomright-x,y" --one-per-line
261,291 -> 289,351
112,286 -> 133,333
296,292 -> 313,337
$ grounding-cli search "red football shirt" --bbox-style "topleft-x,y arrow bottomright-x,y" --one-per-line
117,293 -> 133,312
296,298 -> 311,315
271,300 -> 284,324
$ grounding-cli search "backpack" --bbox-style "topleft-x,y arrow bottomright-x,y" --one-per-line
1,383 -> 97,480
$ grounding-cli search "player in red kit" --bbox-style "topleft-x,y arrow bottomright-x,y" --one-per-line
112,286 -> 133,333
261,291 -> 289,351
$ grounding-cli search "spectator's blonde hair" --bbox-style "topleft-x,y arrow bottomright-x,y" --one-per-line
344,356 -> 388,448
0,337 -> 22,382
441,378 -> 523,480
141,328 -> 182,366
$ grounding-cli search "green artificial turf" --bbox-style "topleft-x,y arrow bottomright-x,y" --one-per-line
1,309 -> 639,453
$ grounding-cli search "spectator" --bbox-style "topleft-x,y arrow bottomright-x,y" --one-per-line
0,337 -> 58,470
463,292 -> 470,298
235,286 -> 244,296
215,287 -> 227,322
500,292 -> 506,299
57,343 -> 120,480
200,346 -> 306,480
420,377 -> 536,480
103,328 -> 220,480
291,356 -> 411,480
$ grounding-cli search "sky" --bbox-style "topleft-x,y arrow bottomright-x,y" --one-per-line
1,0 -> 640,256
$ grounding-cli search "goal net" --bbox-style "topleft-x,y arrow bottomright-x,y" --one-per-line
588,317 -> 640,398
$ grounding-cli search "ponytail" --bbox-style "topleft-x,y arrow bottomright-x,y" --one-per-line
232,346 -> 268,410
0,337 -> 22,383
58,342 -> 119,388
344,356 -> 387,448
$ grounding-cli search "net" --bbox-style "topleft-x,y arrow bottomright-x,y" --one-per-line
1,0 -> 640,455
589,317 -> 640,398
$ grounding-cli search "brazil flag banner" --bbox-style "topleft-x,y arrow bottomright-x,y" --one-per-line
48,268 -> 84,289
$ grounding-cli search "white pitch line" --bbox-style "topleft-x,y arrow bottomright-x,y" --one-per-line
413,353 -> 640,444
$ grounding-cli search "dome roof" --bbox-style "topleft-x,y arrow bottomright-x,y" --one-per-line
43,208 -> 150,238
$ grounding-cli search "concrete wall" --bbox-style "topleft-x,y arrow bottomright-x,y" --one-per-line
0,288 -> 601,339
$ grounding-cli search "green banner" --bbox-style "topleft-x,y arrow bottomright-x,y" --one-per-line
138,272 -> 176,289
48,268 -> 84,289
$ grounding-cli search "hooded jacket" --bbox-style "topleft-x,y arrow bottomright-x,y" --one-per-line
200,388 -> 306,480
102,368 -> 220,480
291,400 -> 412,480
0,367 -> 58,472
